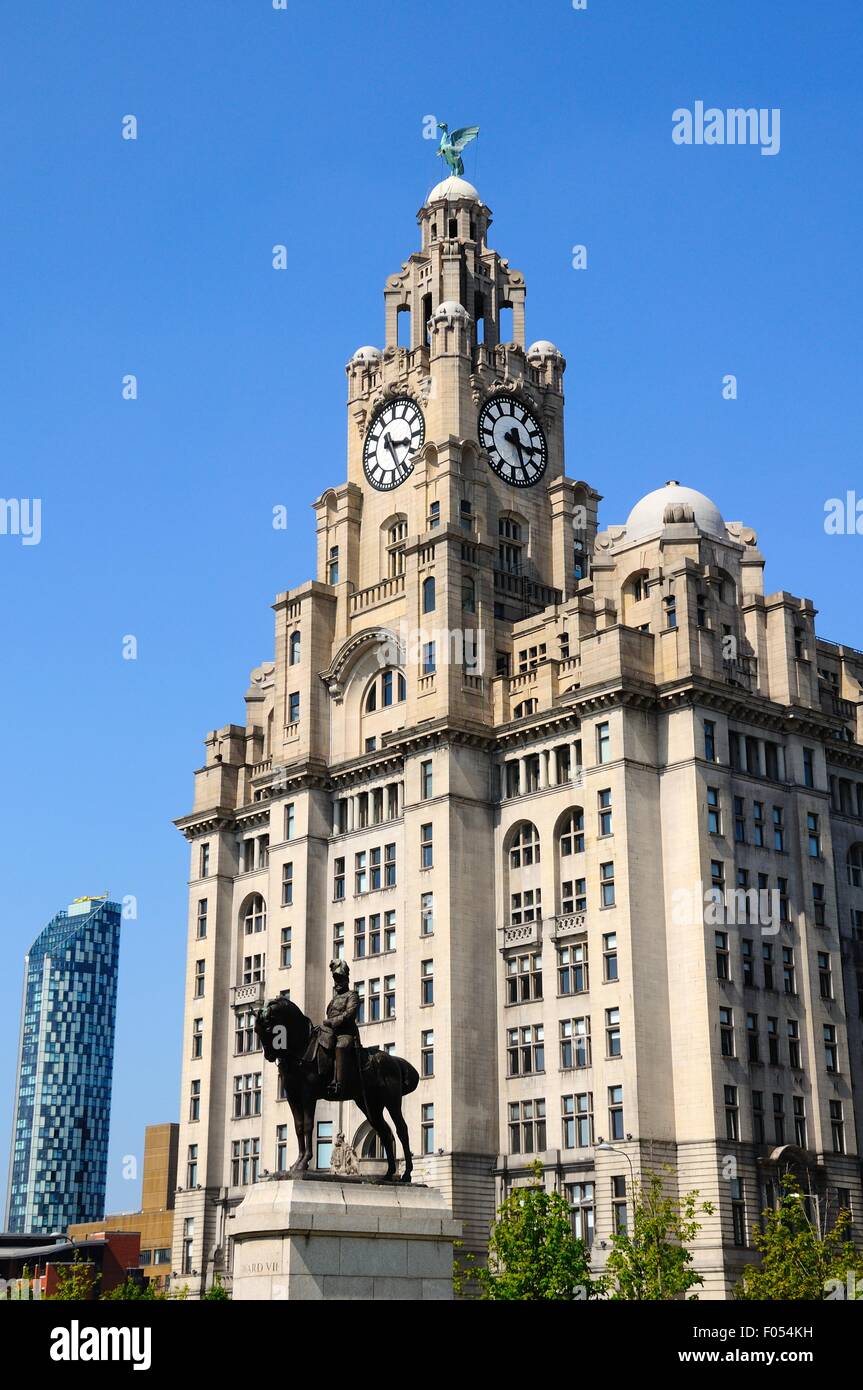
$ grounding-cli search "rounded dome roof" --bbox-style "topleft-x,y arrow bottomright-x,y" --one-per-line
349,345 -> 382,364
430,300 -> 470,324
527,340 -> 564,360
425,175 -> 481,205
625,481 -> 725,542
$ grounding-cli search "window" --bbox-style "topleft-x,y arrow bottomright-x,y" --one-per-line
824,1024 -> 838,1073
762,943 -> 774,991
807,813 -> 821,858
611,1176 -> 628,1234
242,953 -> 265,985
189,1079 -> 201,1122
333,857 -> 345,900
231,1137 -> 260,1187
428,501 -> 440,530
752,1091 -> 765,1143
370,848 -> 382,891
746,1013 -> 759,1062
384,842 -> 396,887
731,1179 -> 746,1246
510,822 -> 541,868
420,823 -> 433,868
233,1072 -> 262,1119
803,747 -> 815,788
199,842 -> 210,877
355,851 -> 368,895
719,1007 -> 735,1057
600,862 -> 615,908
830,1100 -> 845,1154
510,888 -> 542,924
742,939 -> 754,987
280,926 -> 292,969
725,1085 -> 739,1141
596,722 -> 610,764
562,1093 -> 592,1149
605,1007 -> 621,1057
420,760 -> 433,799
598,788 -> 613,836
603,933 -> 618,982
559,809 -> 584,857
707,787 -> 721,835
782,945 -> 796,995
507,1024 -> 545,1075
608,1085 -> 624,1141
243,894 -> 266,934
498,516 -> 524,573
276,1124 -> 289,1173
422,575 -> 436,613
566,1182 -> 595,1246
420,891 -> 434,935
289,630 -> 301,665
196,899 -> 208,939
793,1096 -> 807,1148
460,498 -> 473,530
421,1029 -> 434,1077
772,1094 -> 785,1145
560,1016 -> 591,1069
849,844 -> 863,888
234,1009 -> 259,1056
327,545 -> 340,584
462,575 -> 476,613
354,917 -> 366,959
767,1016 -> 779,1065
772,806 -> 785,852
288,692 -> 300,724
182,1218 -> 194,1275
557,943 -> 587,995
561,878 -> 586,914
818,951 -> 832,999
734,797 -> 746,843
191,1018 -> 203,1059
284,802 -> 295,840
812,882 -> 826,927
421,1103 -> 435,1154
367,977 -> 381,1022
704,720 -> 717,762
194,960 -> 205,999
421,959 -> 434,1006
277,861 -> 292,907
711,860 -> 725,896
422,642 -> 436,676
507,952 -> 543,1003
663,594 -> 677,629
384,975 -> 396,1019
387,520 -> 407,576
753,801 -> 765,847
715,931 -> 730,980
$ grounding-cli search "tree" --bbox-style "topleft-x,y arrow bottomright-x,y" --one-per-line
453,1161 -> 601,1300
736,1175 -> 863,1301
605,1169 -> 713,1300
101,1276 -> 168,1301
201,1274 -> 230,1300
45,1257 -> 99,1301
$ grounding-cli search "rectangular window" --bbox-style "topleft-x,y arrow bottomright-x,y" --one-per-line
725,1084 -> 739,1141
793,1096 -> 806,1148
719,1007 -> 735,1058
191,1018 -> 203,1060
421,1029 -> 434,1077
420,891 -> 434,935
608,1085 -> 624,1141
707,787 -> 721,834
818,951 -> 832,999
422,642 -> 436,676
752,801 -> 764,847
767,1015 -> 779,1065
747,1013 -> 759,1062
605,1007 -> 621,1058
782,945 -> 796,994
803,747 -> 815,788
562,1093 -> 592,1150
773,1093 -> 785,1146
280,926 -> 292,969
199,843 -> 210,877
288,692 -> 300,724
602,933 -> 618,982
284,802 -> 295,840
420,760 -> 433,799
824,1024 -> 838,1073
355,851 -> 368,895
742,938 -> 754,987
596,722 -> 611,764
421,959 -> 434,1006
559,1016 -> 591,1069
421,1103 -> 435,1154
384,842 -> 396,887
557,943 -> 588,995
704,720 -> 716,763
507,952 -> 543,1003
752,1091 -> 765,1143
384,975 -> 396,1020
600,862 -> 615,908
196,899 -> 208,939
333,857 -> 345,900
598,788 -> 613,836
830,1100 -> 845,1154
420,823 -> 433,869
327,545 -> 339,585
731,1179 -> 746,1247
281,861 -> 293,907
715,931 -> 730,980
788,1019 -> 801,1070
807,812 -> 821,858
332,921 -> 344,960
772,805 -> 785,852
763,943 -> 774,991
812,882 -> 826,927
189,1079 -> 201,1122
734,796 -> 746,843
611,1176 -> 628,1234
194,959 -> 205,999
507,1024 -> 545,1076
561,877 -> 586,914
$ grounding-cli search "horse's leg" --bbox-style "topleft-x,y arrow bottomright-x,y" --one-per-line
387,1086 -> 413,1183
303,1082 -> 316,1170
368,1099 -> 397,1180
286,1081 -> 307,1172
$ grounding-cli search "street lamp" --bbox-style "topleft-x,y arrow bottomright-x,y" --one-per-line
595,1137 -> 635,1185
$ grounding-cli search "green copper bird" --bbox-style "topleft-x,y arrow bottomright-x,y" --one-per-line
436,123 -> 480,177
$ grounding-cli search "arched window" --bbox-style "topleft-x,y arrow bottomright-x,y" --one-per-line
365,681 -> 377,713
289,631 -> 301,666
514,699 -> 538,719
422,576 -> 436,613
560,810 -> 585,858
510,823 -> 541,869
498,515 -> 524,574
848,844 -> 863,889
242,894 -> 266,935
462,576 -> 476,613
365,669 -> 407,713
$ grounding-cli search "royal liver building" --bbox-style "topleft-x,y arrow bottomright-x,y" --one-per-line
172,171 -> 863,1297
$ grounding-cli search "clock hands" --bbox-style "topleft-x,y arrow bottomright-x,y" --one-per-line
384,431 -> 411,466
503,426 -> 538,468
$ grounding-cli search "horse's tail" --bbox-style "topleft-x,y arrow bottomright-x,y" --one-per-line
398,1058 -> 420,1096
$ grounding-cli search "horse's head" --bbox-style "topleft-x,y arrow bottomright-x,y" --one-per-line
253,994 -> 309,1063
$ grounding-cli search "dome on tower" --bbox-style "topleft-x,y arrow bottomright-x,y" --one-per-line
348,345 -> 382,365
425,175 -> 482,205
625,481 -> 725,542
429,300 -> 471,327
527,340 -> 564,362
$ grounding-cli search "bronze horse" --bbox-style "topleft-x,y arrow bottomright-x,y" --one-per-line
254,995 -> 419,1181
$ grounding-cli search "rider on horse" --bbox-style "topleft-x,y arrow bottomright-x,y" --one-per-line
318,958 -> 361,1099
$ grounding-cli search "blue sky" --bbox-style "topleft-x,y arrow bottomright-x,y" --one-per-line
1,0 -> 861,1214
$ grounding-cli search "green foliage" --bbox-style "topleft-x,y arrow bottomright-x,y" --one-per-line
454,1160 -> 601,1300
45,1256 -> 98,1301
100,1276 -> 168,1301
605,1169 -> 713,1300
201,1274 -> 230,1300
736,1175 -> 863,1301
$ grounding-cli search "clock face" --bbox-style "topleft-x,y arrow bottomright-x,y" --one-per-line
363,397 -> 425,490
478,395 -> 547,487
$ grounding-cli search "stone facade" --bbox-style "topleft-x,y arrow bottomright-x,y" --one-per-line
171,175 -> 863,1299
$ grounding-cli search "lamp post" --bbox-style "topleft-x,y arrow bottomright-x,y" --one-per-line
595,1136 -> 635,1185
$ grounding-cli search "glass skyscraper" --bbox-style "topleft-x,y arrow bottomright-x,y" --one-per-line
5,897 -> 122,1234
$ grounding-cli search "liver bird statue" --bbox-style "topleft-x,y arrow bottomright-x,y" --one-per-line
436,123 -> 480,177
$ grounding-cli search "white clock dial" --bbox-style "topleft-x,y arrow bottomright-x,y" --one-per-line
363,397 -> 425,491
478,395 -> 547,487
